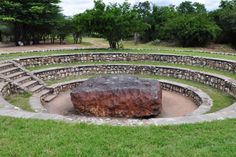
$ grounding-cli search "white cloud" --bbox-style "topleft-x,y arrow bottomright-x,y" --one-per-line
59,0 -> 221,16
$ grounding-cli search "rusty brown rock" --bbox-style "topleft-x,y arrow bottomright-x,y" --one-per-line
71,75 -> 162,118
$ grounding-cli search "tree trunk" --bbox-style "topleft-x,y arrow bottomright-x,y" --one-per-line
14,22 -> 21,46
79,36 -> 82,44
134,33 -> 140,45
0,32 -> 2,42
109,41 -> 117,49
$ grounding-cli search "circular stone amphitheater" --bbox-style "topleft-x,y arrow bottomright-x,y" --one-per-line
0,49 -> 236,126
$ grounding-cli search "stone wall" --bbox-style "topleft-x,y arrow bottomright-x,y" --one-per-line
0,82 -> 23,98
16,53 -> 236,73
33,64 -> 236,98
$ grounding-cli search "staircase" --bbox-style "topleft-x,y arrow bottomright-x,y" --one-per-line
0,61 -> 50,96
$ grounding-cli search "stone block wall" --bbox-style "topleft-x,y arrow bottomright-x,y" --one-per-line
33,64 -> 236,98
16,53 -> 236,72
0,82 -> 23,98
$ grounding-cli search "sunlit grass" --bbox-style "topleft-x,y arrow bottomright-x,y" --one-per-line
5,92 -> 33,112
0,116 -> 236,157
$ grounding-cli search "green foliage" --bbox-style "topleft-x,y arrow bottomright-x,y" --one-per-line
211,0 -> 236,47
0,0 -> 61,45
177,1 -> 207,14
151,39 -> 161,45
163,15 -> 221,47
71,14 -> 84,44
78,0 -> 148,49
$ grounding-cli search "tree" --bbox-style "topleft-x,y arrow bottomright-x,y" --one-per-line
152,5 -> 177,40
211,0 -> 236,47
177,1 -> 207,14
0,0 -> 61,46
133,1 -> 154,42
163,15 -> 221,47
79,0 -> 147,49
54,15 -> 74,44
72,14 -> 84,44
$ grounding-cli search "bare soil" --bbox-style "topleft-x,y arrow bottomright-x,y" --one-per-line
0,44 -> 85,54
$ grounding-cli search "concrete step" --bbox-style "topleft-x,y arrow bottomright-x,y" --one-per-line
0,67 -> 20,75
0,62 -> 14,71
6,71 -> 26,80
13,76 -> 32,84
29,85 -> 44,93
20,80 -> 38,89
44,94 -> 57,102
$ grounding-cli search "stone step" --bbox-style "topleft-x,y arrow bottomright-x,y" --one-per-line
44,94 -> 57,102
20,80 -> 38,89
37,89 -> 51,96
6,71 -> 26,80
13,76 -> 32,84
0,67 -> 20,75
29,85 -> 44,93
0,62 -> 14,71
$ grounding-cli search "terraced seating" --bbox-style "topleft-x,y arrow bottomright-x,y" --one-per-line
0,50 -> 236,126
0,61 -> 50,95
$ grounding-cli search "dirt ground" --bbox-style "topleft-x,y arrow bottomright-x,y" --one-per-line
45,90 -> 197,118
0,43 -> 103,54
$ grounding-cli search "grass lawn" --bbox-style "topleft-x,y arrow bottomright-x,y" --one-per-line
0,117 -> 236,157
1,47 -> 236,62
5,92 -> 33,112
67,36 -> 236,53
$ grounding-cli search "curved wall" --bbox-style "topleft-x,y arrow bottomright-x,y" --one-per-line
16,53 -> 236,72
33,64 -> 236,98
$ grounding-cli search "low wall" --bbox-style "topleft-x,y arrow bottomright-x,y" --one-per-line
0,82 -> 23,98
16,53 -> 236,73
0,81 -> 23,110
33,64 -> 236,98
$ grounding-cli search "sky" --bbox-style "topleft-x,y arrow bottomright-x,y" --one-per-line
59,0 -> 221,16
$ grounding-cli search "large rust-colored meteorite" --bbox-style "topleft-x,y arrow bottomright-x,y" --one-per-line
71,75 -> 162,118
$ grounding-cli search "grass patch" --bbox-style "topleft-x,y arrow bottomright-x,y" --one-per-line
29,61 -> 236,80
1,49 -> 236,61
0,117 -> 236,157
44,74 -> 235,113
65,36 -> 93,46
5,92 -> 33,112
46,75 -> 90,86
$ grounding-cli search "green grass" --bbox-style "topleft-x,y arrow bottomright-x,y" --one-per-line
1,48 -> 236,62
74,37 -> 236,53
28,61 -> 236,80
65,36 -> 93,46
0,117 -> 236,157
44,74 -> 235,113
46,75 -> 90,86
5,92 -> 33,112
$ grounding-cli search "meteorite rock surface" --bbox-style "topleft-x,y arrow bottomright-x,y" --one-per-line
71,75 -> 162,118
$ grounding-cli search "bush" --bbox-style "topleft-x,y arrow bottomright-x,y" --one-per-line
163,15 -> 221,47
151,39 -> 161,45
